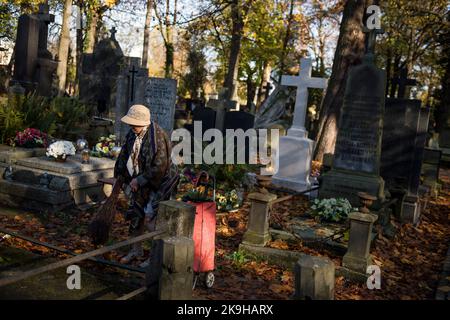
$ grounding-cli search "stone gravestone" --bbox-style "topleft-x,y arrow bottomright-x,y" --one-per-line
403,108 -> 430,223
34,3 -> 58,96
114,57 -> 148,142
421,148 -> 442,193
319,53 -> 386,206
223,110 -> 256,163
80,27 -> 124,118
223,110 -> 255,131
143,77 -> 177,134
390,68 -> 417,99
381,99 -> 422,188
11,4 -> 57,96
272,58 -> 328,192
438,99 -> 450,164
184,106 -> 216,135
381,98 -> 430,222
12,14 -> 39,92
207,88 -> 239,133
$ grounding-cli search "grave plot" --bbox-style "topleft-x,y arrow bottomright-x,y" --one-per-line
191,166 -> 450,300
0,154 -> 115,212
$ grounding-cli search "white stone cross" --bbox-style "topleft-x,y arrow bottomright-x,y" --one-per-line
282,58 -> 328,136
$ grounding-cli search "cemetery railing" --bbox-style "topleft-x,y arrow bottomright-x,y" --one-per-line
0,229 -> 166,289
0,227 -> 146,273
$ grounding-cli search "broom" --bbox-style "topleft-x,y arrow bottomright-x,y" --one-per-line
88,177 -> 123,245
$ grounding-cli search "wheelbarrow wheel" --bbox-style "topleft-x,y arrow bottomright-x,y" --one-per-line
204,272 -> 214,288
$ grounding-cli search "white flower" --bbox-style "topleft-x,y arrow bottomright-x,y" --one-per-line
46,140 -> 76,159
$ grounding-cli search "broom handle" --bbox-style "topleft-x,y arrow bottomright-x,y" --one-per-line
111,177 -> 124,196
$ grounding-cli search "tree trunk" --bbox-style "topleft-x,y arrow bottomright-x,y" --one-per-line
75,1 -> 84,95
223,0 -> 244,100
256,61 -> 271,108
436,11 -> 450,134
385,49 -> 392,96
313,0 -> 369,162
246,70 -> 256,111
278,0 -> 295,83
142,0 -> 154,69
56,0 -> 72,96
164,0 -> 175,78
85,9 -> 100,54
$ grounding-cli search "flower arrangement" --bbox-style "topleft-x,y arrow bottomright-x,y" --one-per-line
216,189 -> 242,212
91,134 -> 117,157
11,128 -> 48,148
309,198 -> 356,223
46,140 -> 76,160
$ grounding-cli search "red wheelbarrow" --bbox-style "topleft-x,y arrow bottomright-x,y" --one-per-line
184,171 -> 216,289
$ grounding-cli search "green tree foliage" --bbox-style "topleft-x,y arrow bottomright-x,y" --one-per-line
0,0 -> 43,42
378,0 -> 448,104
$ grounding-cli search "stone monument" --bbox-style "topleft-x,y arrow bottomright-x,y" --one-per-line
11,3 -> 58,96
272,58 -> 328,192
143,77 -> 177,134
319,29 -> 386,207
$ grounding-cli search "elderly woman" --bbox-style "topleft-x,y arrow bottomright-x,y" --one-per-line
114,104 -> 172,265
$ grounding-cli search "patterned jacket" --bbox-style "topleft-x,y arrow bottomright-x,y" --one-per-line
114,122 -> 171,194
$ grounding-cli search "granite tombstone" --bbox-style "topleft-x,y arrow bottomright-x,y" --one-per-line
143,77 -> 177,134
319,53 -> 386,206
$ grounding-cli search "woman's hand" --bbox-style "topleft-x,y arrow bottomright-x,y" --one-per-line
130,178 -> 139,192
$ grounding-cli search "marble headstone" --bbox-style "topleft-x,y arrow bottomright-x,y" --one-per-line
272,58 -> 328,191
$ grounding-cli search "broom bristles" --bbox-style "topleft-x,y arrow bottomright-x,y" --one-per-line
88,178 -> 123,245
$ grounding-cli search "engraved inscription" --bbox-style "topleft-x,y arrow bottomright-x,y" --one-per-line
334,94 -> 382,173
144,77 -> 177,133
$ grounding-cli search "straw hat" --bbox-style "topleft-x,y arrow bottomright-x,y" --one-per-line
121,104 -> 151,126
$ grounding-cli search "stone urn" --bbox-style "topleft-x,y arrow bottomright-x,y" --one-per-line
256,175 -> 272,193
357,192 -> 377,213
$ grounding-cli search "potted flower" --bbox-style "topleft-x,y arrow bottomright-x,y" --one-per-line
309,198 -> 356,223
91,135 -> 119,158
46,140 -> 76,162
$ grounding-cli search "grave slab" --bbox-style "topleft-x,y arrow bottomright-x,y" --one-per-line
0,155 -> 115,211
17,154 -> 115,174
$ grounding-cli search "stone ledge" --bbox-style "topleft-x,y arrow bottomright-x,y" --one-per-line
0,179 -> 72,204
17,155 -> 115,175
238,243 -> 304,269
0,147 -> 46,164
336,266 -> 368,283
9,163 -> 114,190
247,192 -> 277,203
